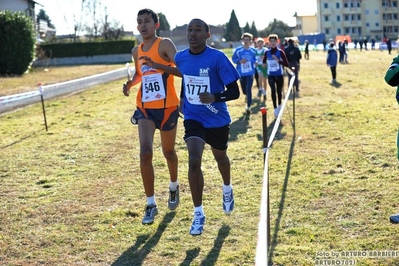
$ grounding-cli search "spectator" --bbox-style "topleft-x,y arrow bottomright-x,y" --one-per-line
284,38 -> 302,92
326,42 -> 338,84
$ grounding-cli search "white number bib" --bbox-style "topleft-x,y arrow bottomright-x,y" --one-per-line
142,73 -> 166,102
183,75 -> 210,105
268,60 -> 280,72
241,61 -> 253,74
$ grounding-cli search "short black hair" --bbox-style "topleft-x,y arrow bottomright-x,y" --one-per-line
137,8 -> 159,23
190,18 -> 210,33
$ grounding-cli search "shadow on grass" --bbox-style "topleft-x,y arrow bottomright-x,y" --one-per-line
268,108 -> 297,264
199,225 -> 231,266
230,97 -> 267,142
111,212 -> 176,266
1,133 -> 37,149
330,80 -> 342,88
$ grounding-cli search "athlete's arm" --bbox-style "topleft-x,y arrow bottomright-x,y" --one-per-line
123,47 -> 141,96
212,81 -> 240,102
139,38 -> 182,77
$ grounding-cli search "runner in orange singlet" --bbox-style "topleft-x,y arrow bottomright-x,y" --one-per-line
123,8 -> 181,225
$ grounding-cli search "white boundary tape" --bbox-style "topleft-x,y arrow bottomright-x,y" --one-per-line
255,70 -> 295,266
0,67 -> 132,114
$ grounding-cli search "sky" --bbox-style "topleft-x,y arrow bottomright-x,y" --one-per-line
36,0 -> 317,35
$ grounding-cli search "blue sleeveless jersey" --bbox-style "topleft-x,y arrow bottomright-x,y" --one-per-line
175,46 -> 240,128
266,49 -> 285,76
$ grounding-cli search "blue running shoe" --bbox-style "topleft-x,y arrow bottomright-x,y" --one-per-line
390,213 -> 399,224
190,212 -> 205,235
223,189 -> 235,214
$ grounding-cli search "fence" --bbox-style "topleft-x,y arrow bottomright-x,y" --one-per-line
255,68 -> 296,265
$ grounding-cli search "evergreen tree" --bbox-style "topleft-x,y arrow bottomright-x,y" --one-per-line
259,19 -> 293,41
250,21 -> 258,38
224,10 -> 241,41
36,9 -> 54,28
158,12 -> 170,34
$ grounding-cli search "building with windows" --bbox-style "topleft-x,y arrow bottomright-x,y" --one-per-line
292,12 -> 318,37
317,0 -> 398,41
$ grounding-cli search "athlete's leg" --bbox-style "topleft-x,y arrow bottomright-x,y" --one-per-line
268,76 -> 277,108
186,138 -> 205,207
138,119 -> 156,197
160,126 -> 178,183
211,147 -> 230,186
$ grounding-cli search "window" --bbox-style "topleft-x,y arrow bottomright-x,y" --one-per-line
337,28 -> 341,34
375,9 -> 379,14
326,28 -> 330,34
365,9 -> 369,15
357,2 -> 361,7
336,2 -> 340,8
394,14 -> 398,20
344,3 -> 348,8
366,22 -> 370,27
337,15 -> 341,21
324,3 -> 328,8
324,15 -> 329,21
376,22 -> 380,27
344,15 -> 350,21
394,1 -> 398,7
345,28 -> 350,34
358,14 -> 361,20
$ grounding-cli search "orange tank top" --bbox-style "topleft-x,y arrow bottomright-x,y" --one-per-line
136,37 -> 179,109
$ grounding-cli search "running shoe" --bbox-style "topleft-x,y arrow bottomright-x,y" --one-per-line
142,204 -> 158,224
223,189 -> 235,214
190,212 -> 206,235
390,213 -> 399,224
168,186 -> 180,210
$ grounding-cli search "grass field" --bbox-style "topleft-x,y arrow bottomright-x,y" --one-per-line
1,48 -> 399,266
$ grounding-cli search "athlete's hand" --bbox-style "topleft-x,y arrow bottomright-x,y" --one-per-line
138,56 -> 156,68
199,92 -> 215,104
123,81 -> 131,96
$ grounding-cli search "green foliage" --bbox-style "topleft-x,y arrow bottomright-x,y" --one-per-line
224,10 -> 242,42
0,10 -> 36,76
259,19 -> 293,41
158,12 -> 170,34
36,9 -> 54,28
250,21 -> 259,38
37,40 -> 135,58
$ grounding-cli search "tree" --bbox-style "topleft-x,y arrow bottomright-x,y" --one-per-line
259,19 -> 293,41
250,21 -> 258,38
0,10 -> 35,75
243,22 -> 251,35
36,9 -> 55,28
158,12 -> 170,35
224,10 -> 241,42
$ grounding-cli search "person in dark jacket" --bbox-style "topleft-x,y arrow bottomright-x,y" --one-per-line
284,38 -> 302,92
304,40 -> 309,59
387,38 -> 392,55
326,42 -> 338,83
